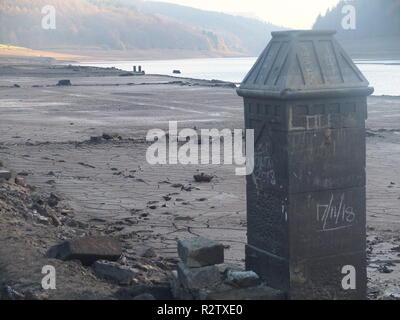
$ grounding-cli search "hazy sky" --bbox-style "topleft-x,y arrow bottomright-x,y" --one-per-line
147,0 -> 343,29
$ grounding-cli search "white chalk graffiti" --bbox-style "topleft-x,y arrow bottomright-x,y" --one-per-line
252,140 -> 276,189
316,193 -> 355,232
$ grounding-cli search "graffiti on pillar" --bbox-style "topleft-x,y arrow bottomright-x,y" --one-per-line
316,193 -> 356,232
251,133 -> 276,191
289,106 -> 332,131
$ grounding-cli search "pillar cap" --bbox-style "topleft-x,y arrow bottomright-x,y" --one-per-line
237,30 -> 374,100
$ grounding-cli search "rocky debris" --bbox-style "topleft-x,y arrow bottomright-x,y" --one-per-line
177,262 -> 222,292
47,192 -> 61,208
46,236 -> 122,266
57,79 -> 71,86
102,132 -> 122,141
142,248 -> 157,258
171,183 -> 184,188
0,285 -> 25,300
172,237 -> 224,299
0,169 -> 11,181
89,136 -> 103,143
15,175 -> 27,186
378,265 -> 394,274
172,236 -> 285,300
391,245 -> 400,252
0,177 -> 70,227
170,271 -> 195,300
0,168 -> 175,300
225,270 -> 261,288
31,197 -> 61,227
93,260 -> 138,285
178,237 -> 224,268
194,172 -> 214,183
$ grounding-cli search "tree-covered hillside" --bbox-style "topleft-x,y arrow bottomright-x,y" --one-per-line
0,0 -> 285,57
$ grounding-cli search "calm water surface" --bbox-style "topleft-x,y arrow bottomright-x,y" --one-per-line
79,57 -> 400,96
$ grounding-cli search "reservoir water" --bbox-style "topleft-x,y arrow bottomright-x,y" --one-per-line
79,57 -> 400,96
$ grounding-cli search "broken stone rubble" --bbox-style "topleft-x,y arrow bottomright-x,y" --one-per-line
177,262 -> 222,291
0,169 -> 11,181
172,236 -> 285,300
46,235 -> 122,266
178,236 -> 224,267
93,260 -> 138,285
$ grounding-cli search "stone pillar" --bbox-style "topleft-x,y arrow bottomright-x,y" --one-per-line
236,30 -> 374,300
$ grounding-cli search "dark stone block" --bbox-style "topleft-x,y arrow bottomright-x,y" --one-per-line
57,79 -> 71,86
47,236 -> 122,266
178,237 -> 224,267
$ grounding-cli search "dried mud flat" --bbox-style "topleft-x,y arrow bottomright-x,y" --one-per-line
0,63 -> 400,299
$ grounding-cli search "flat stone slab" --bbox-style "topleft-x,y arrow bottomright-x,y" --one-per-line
0,170 -> 11,181
177,262 -> 222,291
93,260 -> 137,285
205,285 -> 286,300
178,237 -> 224,268
47,236 -> 122,266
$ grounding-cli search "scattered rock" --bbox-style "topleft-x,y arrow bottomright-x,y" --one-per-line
102,132 -> 122,140
178,237 -> 224,268
378,265 -> 393,274
46,236 -> 122,266
0,169 -> 11,181
391,245 -> 400,252
57,79 -> 71,86
177,262 -> 222,291
89,136 -> 102,143
194,173 -> 214,183
93,260 -> 137,285
225,270 -> 260,288
142,248 -> 157,258
171,270 -> 194,300
0,285 -> 25,300
15,176 -> 26,186
47,193 -> 61,207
